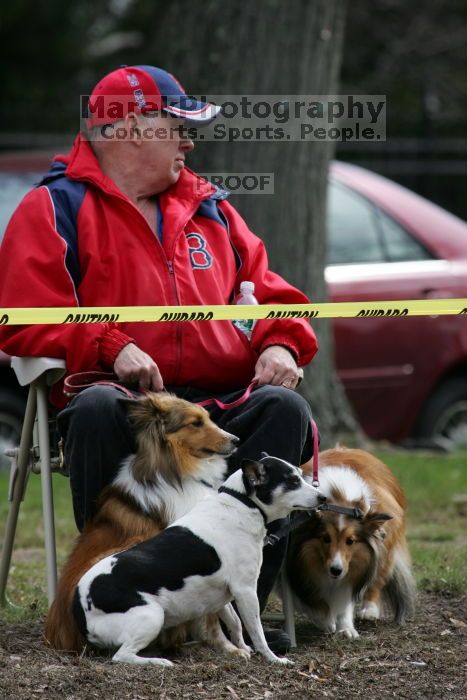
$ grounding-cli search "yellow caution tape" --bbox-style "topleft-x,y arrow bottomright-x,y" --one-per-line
0,299 -> 466,325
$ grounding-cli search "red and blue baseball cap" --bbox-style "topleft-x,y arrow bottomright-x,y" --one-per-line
86,65 -> 222,128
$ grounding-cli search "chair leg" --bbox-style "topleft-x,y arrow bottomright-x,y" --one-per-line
280,560 -> 297,648
35,377 -> 58,606
0,385 -> 37,606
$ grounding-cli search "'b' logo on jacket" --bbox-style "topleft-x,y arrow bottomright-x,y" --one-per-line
186,233 -> 213,269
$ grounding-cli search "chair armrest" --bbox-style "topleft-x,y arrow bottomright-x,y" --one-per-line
11,357 -> 67,387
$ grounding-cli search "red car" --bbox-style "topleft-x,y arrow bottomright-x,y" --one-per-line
328,161 -> 467,447
0,154 -> 466,452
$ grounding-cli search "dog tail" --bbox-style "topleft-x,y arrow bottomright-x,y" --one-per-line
44,515 -> 156,651
383,544 -> 416,624
44,581 -> 85,651
44,535 -> 92,651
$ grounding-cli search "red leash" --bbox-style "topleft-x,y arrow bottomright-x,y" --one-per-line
64,372 -> 320,485
310,417 -> 319,487
197,379 -> 320,486
196,379 -> 259,410
64,371 -> 139,399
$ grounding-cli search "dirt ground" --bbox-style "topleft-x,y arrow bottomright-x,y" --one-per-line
0,591 -> 465,700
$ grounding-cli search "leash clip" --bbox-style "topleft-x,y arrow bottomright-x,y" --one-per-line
316,502 -> 364,520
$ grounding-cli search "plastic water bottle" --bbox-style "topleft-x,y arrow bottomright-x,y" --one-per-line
232,281 -> 258,340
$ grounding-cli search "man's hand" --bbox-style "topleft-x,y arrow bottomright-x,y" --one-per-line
253,345 -> 301,389
113,343 -> 164,392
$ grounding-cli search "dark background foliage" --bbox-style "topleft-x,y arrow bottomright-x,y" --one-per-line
1,0 -> 465,218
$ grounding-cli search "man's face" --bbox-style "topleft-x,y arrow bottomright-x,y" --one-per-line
138,113 -> 194,193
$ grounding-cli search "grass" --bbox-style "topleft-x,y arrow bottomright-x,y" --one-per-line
0,473 -> 74,621
0,450 -> 466,622
381,449 -> 467,593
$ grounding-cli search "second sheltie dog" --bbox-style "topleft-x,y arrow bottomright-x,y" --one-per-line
45,392 -> 238,652
286,447 -> 415,638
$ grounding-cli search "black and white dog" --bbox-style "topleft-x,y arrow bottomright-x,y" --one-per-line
73,455 -> 324,666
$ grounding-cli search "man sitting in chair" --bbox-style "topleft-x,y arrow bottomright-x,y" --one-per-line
0,66 -> 318,654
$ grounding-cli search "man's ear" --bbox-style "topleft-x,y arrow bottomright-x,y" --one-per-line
126,112 -> 143,144
241,459 -> 267,495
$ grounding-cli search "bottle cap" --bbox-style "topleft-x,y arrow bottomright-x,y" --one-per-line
240,281 -> 255,295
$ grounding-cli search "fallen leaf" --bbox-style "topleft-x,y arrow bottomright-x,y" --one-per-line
449,617 -> 467,629
226,686 -> 240,700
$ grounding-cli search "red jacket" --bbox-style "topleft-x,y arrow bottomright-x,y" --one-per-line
0,135 -> 318,407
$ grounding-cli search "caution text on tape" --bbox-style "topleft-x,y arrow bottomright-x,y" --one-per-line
0,299 -> 467,325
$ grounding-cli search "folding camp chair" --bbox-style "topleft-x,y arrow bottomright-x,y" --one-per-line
0,357 -> 66,608
280,566 -> 297,647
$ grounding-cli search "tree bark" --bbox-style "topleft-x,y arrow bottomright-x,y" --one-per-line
153,0 -> 361,446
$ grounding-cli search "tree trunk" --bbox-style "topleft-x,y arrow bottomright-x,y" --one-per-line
154,0 -> 360,446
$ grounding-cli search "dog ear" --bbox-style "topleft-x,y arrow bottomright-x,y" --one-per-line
126,395 -> 183,486
260,451 -> 269,459
363,511 -> 393,536
117,396 -> 137,410
241,459 -> 267,495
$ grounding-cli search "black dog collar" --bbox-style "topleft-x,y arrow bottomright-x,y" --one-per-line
218,486 -> 268,527
218,488 -> 364,546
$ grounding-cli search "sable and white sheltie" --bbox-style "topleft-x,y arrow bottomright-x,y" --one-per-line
45,392 -> 239,651
286,447 -> 415,639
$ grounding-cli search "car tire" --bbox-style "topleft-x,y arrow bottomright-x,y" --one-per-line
0,387 -> 26,471
415,376 -> 467,449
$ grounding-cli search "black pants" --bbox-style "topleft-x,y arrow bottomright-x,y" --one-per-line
57,383 -> 315,611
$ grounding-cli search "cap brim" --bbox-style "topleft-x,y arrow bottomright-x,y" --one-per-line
163,101 -> 222,125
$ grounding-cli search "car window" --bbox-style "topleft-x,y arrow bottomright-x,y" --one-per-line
327,180 -> 434,265
327,181 -> 385,264
0,174 -> 39,241
378,209 -> 433,262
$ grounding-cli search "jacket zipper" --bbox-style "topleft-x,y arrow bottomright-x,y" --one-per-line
77,174 -> 212,383
166,259 -> 183,381
97,190 -> 184,382
162,198 -> 223,383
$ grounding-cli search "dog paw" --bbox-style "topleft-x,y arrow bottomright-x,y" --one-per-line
270,656 -> 294,665
231,647 -> 251,660
312,616 -> 336,634
358,603 -> 380,620
281,657 -> 295,666
240,644 -> 253,655
149,657 -> 175,666
338,627 -> 360,640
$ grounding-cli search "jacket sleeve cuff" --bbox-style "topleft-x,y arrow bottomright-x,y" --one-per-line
98,328 -> 135,368
258,337 -> 300,364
